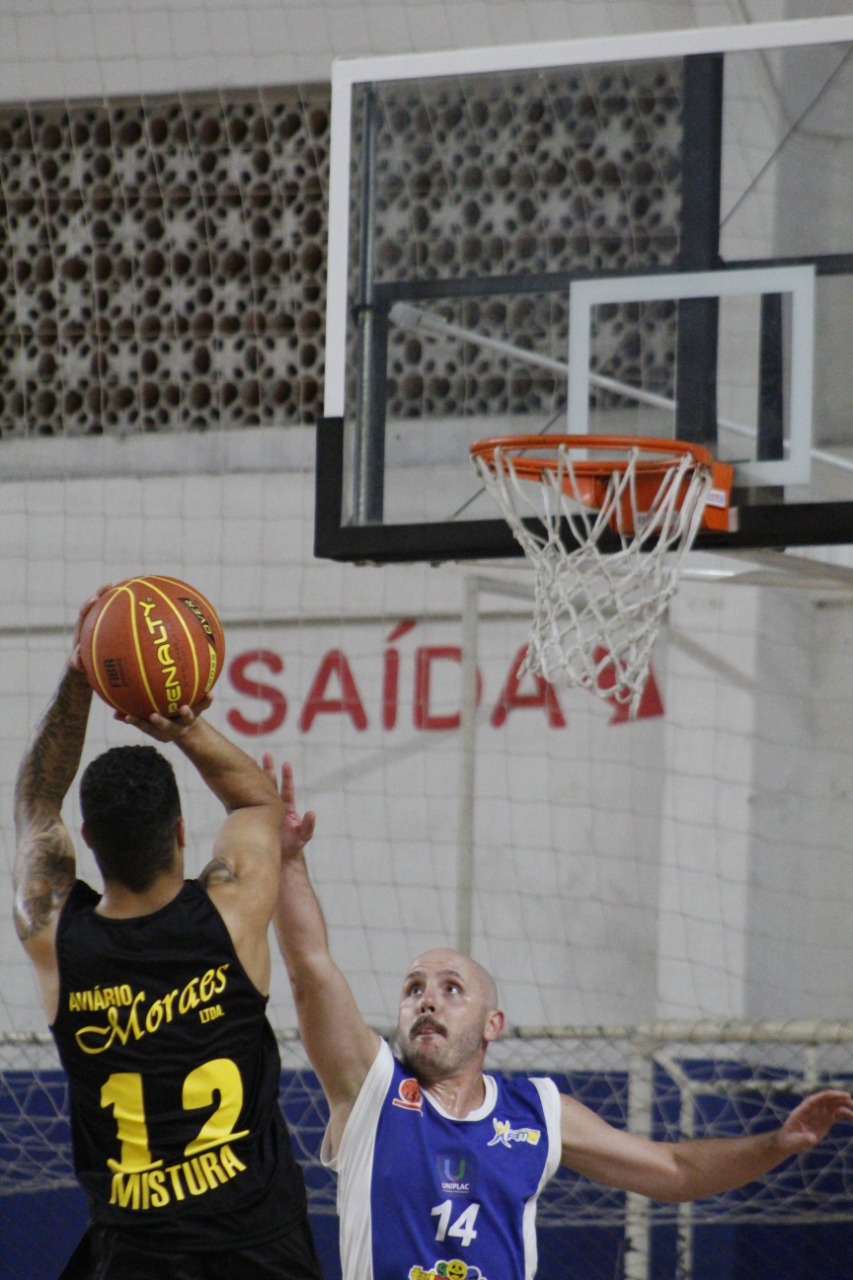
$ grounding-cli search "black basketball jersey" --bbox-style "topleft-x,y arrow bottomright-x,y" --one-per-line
51,879 -> 312,1254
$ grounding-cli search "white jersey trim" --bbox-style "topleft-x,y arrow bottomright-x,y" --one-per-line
321,1038 -> 391,1280
526,1076 -> 563,1279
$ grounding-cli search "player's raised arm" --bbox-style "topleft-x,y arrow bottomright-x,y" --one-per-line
268,758 -> 380,1151
126,706 -> 285,993
559,1086 -> 853,1202
13,591 -> 106,1019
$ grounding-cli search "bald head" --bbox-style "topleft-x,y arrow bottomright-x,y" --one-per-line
406,948 -> 498,1009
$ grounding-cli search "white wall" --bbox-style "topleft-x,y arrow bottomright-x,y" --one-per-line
0,0 -> 840,106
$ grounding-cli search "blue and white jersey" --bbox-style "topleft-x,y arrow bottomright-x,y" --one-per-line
323,1040 -> 562,1280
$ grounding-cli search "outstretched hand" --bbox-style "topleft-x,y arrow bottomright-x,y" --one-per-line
775,1089 -> 853,1156
262,755 -> 316,856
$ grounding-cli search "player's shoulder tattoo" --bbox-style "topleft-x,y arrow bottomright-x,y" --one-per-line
199,856 -> 239,889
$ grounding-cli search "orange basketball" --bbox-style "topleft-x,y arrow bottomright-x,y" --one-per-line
79,575 -> 225,719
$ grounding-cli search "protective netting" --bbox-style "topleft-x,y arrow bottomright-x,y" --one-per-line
5,1023 -> 853,1236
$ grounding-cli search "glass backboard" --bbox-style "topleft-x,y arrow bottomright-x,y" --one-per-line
317,17 -> 853,564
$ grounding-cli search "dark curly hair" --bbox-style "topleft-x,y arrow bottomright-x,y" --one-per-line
79,745 -> 182,892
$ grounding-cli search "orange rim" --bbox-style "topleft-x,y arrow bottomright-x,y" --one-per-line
470,434 -> 731,525
469,434 -> 714,479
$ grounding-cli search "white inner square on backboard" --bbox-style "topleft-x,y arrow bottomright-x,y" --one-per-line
567,265 -> 816,487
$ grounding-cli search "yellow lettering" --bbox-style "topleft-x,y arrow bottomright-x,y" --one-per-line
178,978 -> 200,1014
110,1172 -> 140,1209
111,1153 -> 242,1211
148,1169 -> 170,1208
183,1158 -> 207,1196
145,999 -> 164,1035
70,985 -> 134,1013
198,1150 -> 226,1189
73,969 -> 228,1053
77,990 -> 147,1055
219,1144 -> 247,1178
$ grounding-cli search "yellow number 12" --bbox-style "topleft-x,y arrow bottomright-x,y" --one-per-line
100,1057 -> 247,1174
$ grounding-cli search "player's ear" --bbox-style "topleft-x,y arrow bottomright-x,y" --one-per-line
80,820 -> 93,850
484,1007 -> 505,1043
175,816 -> 186,851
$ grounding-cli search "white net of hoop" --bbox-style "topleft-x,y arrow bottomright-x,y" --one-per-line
472,441 -> 715,714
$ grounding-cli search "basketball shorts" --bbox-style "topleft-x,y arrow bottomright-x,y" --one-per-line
59,1217 -> 323,1280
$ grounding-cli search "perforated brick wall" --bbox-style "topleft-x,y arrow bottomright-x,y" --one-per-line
0,62 -> 681,438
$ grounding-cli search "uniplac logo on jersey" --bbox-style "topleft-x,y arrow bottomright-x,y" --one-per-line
223,619 -> 664,737
438,1154 -> 473,1195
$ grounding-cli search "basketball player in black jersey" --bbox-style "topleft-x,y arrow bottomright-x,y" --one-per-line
13,588 -> 323,1280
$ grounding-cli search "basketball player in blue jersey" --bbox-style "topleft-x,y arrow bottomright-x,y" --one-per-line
269,759 -> 853,1280
13,590 -> 323,1280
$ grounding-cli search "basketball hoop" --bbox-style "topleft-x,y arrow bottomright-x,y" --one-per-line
470,435 -> 734,715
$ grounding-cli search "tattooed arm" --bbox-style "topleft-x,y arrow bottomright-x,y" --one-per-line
13,594 -> 102,1021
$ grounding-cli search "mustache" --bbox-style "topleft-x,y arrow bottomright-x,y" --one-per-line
410,1014 -> 446,1037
